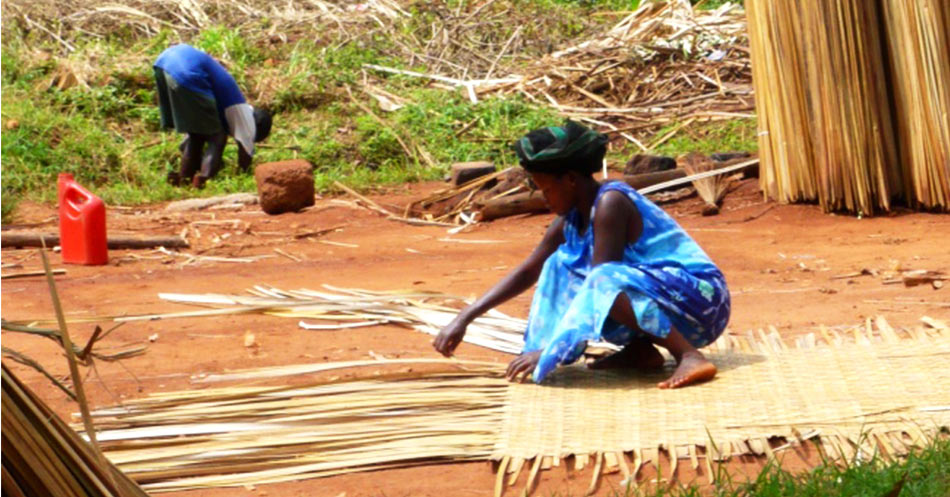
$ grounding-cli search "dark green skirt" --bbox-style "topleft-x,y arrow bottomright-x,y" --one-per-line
154,68 -> 223,136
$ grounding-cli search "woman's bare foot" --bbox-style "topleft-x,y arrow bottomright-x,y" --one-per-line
657,350 -> 716,389
589,339 -> 665,371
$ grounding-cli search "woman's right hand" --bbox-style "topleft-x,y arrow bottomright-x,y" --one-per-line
433,315 -> 469,357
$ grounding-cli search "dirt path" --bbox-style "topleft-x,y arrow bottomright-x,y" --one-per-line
3,178 -> 948,496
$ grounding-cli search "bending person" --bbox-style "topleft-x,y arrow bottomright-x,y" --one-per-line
153,43 -> 272,188
433,121 -> 730,388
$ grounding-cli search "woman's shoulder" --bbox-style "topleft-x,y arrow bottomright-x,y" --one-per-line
593,184 -> 641,231
596,182 -> 640,213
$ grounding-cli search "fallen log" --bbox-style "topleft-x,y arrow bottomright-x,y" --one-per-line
476,191 -> 548,221
1,232 -> 189,249
474,160 -> 760,222
624,169 -> 687,190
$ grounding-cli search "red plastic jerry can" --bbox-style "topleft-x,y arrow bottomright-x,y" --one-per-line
58,173 -> 108,265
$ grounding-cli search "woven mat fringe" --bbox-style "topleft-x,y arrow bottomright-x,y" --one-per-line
490,316 -> 949,496
77,316 -> 948,494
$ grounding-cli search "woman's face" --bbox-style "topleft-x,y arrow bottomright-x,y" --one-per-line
530,171 -> 576,216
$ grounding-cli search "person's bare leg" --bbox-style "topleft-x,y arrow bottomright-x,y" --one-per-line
607,293 -> 716,388
588,336 -> 664,371
588,293 -> 665,371
194,133 -> 227,188
179,134 -> 205,185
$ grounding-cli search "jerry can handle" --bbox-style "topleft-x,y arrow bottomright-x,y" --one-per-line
62,185 -> 95,218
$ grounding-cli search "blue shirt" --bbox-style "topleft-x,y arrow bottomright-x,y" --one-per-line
154,44 -> 246,114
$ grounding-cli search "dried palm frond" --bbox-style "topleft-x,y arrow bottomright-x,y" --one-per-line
745,0 -> 816,204
803,0 -> 899,215
678,152 -> 729,215
2,364 -> 149,497
79,361 -> 508,492
748,0 -> 899,214
747,0 -> 948,214
159,284 -> 533,355
880,0 -> 950,210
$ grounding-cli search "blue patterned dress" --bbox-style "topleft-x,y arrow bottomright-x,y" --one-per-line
525,181 -> 731,383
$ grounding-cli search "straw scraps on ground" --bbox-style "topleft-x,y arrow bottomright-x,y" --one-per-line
76,316 -> 949,494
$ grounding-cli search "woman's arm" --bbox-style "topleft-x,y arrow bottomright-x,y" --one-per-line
433,217 -> 566,356
506,191 -> 646,382
591,190 -> 642,266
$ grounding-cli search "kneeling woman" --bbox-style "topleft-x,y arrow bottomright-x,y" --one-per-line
433,122 -> 730,388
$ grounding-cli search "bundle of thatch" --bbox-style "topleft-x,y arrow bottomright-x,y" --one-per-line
745,0 -> 815,204
803,0 -> 899,214
747,0 -> 950,214
1,364 -> 149,497
678,152 -> 730,215
880,0 -> 950,210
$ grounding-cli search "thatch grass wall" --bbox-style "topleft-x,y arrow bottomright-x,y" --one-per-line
747,0 -> 949,214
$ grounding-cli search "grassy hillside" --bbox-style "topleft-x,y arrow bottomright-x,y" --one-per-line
0,0 -> 753,222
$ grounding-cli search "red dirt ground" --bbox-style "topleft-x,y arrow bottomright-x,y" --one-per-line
2,178 -> 949,496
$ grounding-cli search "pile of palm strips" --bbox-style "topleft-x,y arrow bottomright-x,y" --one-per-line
1,364 -> 149,497
79,360 -> 508,492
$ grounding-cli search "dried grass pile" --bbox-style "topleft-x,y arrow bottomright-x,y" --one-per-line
81,361 -> 508,492
880,0 -> 950,210
470,1 -> 754,147
747,0 -> 950,214
2,0 -> 407,42
2,364 -> 149,497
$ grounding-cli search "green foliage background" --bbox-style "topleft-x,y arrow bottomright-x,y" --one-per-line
1,0 -> 753,223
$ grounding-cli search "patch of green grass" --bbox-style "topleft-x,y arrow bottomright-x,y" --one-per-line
540,0 -> 641,11
193,26 -> 264,82
0,26 -> 561,221
0,0 -> 746,224
694,0 -> 742,10
650,118 -> 758,158
554,435 -> 950,497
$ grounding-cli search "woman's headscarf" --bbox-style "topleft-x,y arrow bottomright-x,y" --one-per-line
513,121 -> 608,175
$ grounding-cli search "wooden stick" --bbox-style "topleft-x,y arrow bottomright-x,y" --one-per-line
624,170 -> 687,190
2,232 -> 188,249
1,347 -> 77,400
333,181 -> 394,216
2,269 -> 66,279
638,159 -> 758,195
38,245 -> 111,481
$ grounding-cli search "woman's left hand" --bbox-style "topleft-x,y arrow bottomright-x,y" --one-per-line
506,350 -> 542,383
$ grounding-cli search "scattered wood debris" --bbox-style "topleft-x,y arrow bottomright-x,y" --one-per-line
883,270 -> 948,288
165,193 -> 258,212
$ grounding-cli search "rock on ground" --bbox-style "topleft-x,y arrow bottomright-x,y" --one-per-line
450,161 -> 496,187
624,154 -> 677,175
255,160 -> 315,215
